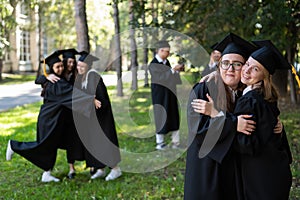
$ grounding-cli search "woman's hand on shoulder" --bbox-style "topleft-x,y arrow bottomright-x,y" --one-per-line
47,74 -> 60,83
199,71 -> 217,83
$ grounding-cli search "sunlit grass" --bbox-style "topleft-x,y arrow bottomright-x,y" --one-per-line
0,73 -> 36,85
0,102 -> 41,138
0,81 -> 187,199
279,106 -> 300,199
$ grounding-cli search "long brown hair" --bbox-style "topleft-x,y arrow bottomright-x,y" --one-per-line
214,61 -> 246,113
257,68 -> 279,102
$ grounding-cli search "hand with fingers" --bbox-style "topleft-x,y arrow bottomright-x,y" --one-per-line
237,115 -> 256,135
199,71 -> 217,83
191,93 -> 219,117
46,74 -> 60,83
274,117 -> 283,134
94,99 -> 101,109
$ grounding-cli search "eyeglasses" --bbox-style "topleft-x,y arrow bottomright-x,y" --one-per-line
220,61 -> 244,71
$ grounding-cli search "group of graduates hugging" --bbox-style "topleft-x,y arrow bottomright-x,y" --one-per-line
5,32 -> 293,200
6,49 -> 122,182
184,33 -> 293,200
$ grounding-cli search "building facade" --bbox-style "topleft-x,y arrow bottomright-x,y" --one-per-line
3,2 -> 42,73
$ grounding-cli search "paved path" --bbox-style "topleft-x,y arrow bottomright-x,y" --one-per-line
0,82 -> 42,112
0,71 -> 146,112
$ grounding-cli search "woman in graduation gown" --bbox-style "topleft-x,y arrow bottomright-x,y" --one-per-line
59,48 -> 85,179
73,51 -> 122,181
35,48 -> 85,179
233,40 -> 292,200
184,33 -> 257,200
6,51 -> 96,182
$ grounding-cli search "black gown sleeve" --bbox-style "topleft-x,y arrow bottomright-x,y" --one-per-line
45,78 -> 94,118
280,127 -> 293,164
35,75 -> 47,85
86,72 -> 110,109
233,94 -> 261,155
149,59 -> 182,88
187,82 -> 236,163
187,82 -> 210,142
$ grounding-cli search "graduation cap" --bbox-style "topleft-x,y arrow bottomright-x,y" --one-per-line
209,42 -> 220,53
78,51 -> 99,66
41,51 -> 61,67
210,42 -> 219,50
40,51 -> 62,76
214,33 -> 257,60
156,40 -> 170,49
251,40 -> 291,75
59,48 -> 79,59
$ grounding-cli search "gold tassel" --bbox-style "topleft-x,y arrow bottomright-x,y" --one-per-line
43,59 -> 48,77
291,65 -> 300,88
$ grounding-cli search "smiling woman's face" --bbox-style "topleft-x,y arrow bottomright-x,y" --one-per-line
52,62 -> 64,76
66,58 -> 75,72
241,56 -> 266,86
219,53 -> 245,90
77,61 -> 89,75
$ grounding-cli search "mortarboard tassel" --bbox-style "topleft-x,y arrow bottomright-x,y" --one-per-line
43,59 -> 48,77
291,65 -> 300,88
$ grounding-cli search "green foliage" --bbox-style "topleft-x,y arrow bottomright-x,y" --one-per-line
252,0 -> 293,49
0,0 -> 17,57
162,0 -> 299,56
86,0 -> 115,49
39,0 -> 77,50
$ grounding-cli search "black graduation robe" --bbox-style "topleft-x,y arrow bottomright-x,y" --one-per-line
184,82 -> 239,200
59,106 -> 85,163
148,57 -> 182,134
73,70 -> 121,169
233,89 -> 292,200
10,78 -> 94,171
35,75 -> 85,163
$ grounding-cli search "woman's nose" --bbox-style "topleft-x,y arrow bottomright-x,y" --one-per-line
243,66 -> 251,73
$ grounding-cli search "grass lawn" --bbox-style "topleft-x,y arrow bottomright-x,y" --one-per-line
0,72 -> 299,199
0,73 -> 37,85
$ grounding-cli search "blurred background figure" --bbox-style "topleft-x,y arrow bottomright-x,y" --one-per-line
201,43 -> 221,77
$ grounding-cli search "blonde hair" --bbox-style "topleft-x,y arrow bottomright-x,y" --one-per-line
257,68 -> 279,102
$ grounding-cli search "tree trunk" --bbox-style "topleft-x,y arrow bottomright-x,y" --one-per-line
112,0 -> 123,97
74,0 -> 90,52
0,59 -> 3,81
286,47 -> 297,104
273,41 -> 289,98
129,0 -> 138,90
141,1 -> 149,87
151,0 -> 158,57
288,71 -> 297,104
36,4 -> 42,78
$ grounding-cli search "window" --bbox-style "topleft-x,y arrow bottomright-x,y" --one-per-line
19,30 -> 31,61
20,2 -> 29,17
